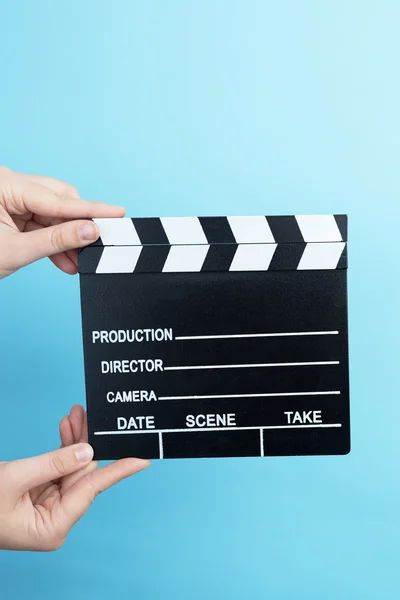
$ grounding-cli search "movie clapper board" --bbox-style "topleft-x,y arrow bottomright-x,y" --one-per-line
78,215 -> 350,460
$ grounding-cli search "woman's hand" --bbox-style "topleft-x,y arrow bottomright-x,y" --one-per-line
0,166 -> 125,279
0,405 -> 149,551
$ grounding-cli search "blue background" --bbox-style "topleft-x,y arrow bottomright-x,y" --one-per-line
1,1 -> 399,598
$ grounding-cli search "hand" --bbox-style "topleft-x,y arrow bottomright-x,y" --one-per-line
0,166 -> 125,279
0,405 -> 150,551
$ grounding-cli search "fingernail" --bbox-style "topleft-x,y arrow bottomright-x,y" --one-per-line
78,222 -> 98,241
75,444 -> 94,463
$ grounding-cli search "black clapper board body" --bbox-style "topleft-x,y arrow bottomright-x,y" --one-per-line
78,215 -> 350,460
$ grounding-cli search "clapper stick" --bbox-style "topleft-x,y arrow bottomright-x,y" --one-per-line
78,215 -> 350,460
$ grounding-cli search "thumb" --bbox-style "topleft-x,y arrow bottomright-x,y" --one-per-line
6,444 -> 94,495
10,220 -> 99,269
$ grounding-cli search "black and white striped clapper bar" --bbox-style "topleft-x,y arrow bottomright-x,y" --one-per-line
78,214 -> 350,460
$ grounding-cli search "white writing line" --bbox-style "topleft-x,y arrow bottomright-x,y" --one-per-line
158,432 -> 164,459
164,361 -> 339,371
158,391 -> 340,401
175,330 -> 339,341
260,429 -> 264,457
94,423 -> 342,436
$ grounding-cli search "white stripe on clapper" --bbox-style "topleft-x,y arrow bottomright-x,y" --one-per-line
297,243 -> 345,270
227,216 -> 275,243
160,217 -> 208,245
162,245 -> 210,272
229,244 -> 277,271
158,432 -> 164,459
260,429 -> 264,457
295,215 -> 342,242
93,218 -> 141,245
96,246 -> 142,273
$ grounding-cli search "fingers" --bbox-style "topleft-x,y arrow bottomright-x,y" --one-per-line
20,173 -> 81,199
65,249 -> 79,268
60,460 -> 99,495
61,458 -> 150,528
24,220 -> 79,274
59,416 -> 74,448
59,408 -> 97,493
69,405 -> 86,442
1,169 -> 126,273
60,406 -> 86,447
80,411 -> 89,443
15,180 -> 125,220
49,252 -> 78,275
7,219 -> 100,269
60,406 -> 85,448
4,444 -> 94,495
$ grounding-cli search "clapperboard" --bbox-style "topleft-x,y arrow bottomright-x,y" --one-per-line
78,214 -> 350,460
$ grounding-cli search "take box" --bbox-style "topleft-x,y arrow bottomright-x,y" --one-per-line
78,215 -> 350,460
